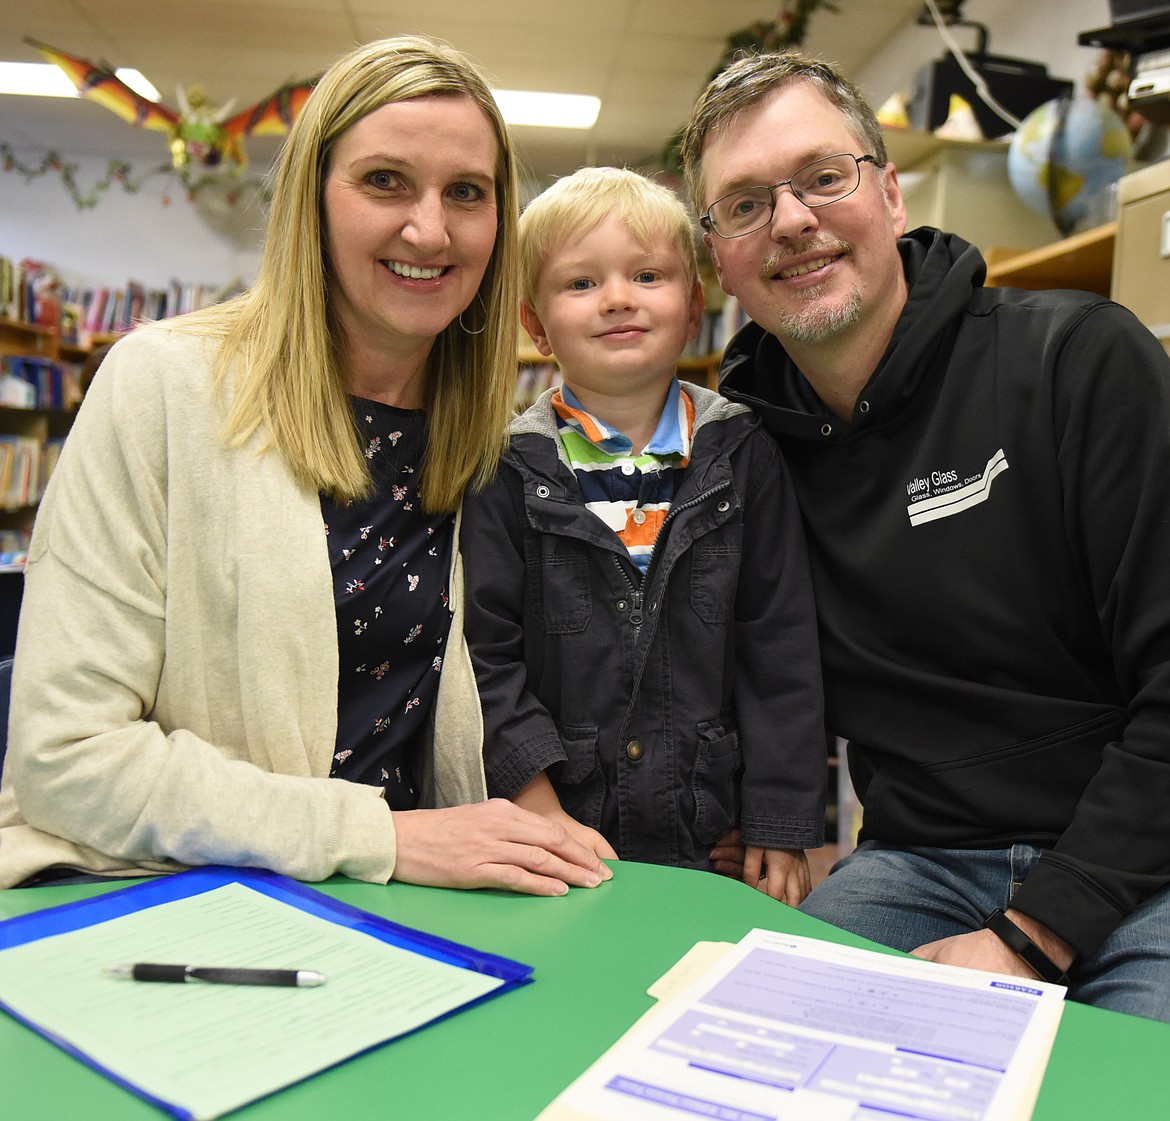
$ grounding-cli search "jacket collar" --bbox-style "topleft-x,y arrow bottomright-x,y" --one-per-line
504,381 -> 756,501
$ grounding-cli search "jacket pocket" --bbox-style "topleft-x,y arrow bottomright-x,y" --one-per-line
864,709 -> 1125,842
525,536 -> 592,634
691,721 -> 743,845
550,724 -> 605,829
689,527 -> 742,624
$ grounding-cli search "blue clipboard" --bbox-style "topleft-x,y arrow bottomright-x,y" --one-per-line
0,866 -> 534,1119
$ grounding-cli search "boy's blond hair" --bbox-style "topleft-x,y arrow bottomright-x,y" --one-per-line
519,167 -> 699,306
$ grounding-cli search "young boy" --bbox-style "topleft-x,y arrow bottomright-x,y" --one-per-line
461,167 -> 826,904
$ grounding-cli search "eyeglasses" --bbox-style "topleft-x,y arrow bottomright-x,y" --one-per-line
700,153 -> 878,239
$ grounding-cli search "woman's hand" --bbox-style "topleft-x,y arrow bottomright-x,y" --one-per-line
391,800 -> 613,896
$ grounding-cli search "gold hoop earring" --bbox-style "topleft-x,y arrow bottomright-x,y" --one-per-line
458,291 -> 488,336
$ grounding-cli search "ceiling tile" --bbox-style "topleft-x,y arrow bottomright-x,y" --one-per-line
2,0 -> 926,176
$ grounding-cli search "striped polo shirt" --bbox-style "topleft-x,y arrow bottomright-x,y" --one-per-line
552,379 -> 695,575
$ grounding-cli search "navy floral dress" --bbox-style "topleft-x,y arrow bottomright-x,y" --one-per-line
321,399 -> 454,808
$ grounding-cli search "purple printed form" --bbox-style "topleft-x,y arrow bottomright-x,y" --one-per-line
539,929 -> 1066,1121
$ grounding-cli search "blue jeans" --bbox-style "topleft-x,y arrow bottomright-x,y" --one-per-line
800,841 -> 1170,1023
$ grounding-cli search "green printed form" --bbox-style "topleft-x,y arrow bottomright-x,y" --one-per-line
0,882 -> 503,1119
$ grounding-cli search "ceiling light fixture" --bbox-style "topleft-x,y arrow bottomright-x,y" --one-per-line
492,90 -> 600,130
0,62 -> 595,133
0,61 -> 160,101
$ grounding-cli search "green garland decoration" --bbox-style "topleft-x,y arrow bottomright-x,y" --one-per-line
0,142 -> 270,210
0,142 -> 169,208
661,0 -> 839,172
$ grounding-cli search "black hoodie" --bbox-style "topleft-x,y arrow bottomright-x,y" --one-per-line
721,227 -> 1170,957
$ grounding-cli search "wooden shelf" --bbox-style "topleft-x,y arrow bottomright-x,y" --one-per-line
886,128 -> 1064,253
1,318 -> 122,362
678,354 -> 720,391
0,317 -> 54,340
882,128 -> 1008,172
984,222 -> 1116,298
0,318 -> 56,361
59,332 -> 121,362
0,317 -> 89,539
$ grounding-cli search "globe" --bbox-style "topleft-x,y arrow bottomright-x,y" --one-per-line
1007,97 -> 1131,234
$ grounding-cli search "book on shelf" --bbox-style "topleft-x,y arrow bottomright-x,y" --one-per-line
0,258 -> 62,330
15,438 -> 35,508
0,437 -> 14,499
2,254 -> 239,347
64,277 -> 227,337
515,357 -> 562,412
681,297 -> 748,361
0,522 -> 29,563
100,289 -> 123,334
0,434 -> 42,510
0,370 -> 36,409
43,435 -> 65,483
0,257 -> 22,322
81,286 -> 109,334
59,303 -> 81,347
0,355 -> 72,410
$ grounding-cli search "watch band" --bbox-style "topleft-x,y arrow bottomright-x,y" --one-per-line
983,909 -> 1071,986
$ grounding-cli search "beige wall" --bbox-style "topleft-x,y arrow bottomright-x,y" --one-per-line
856,0 -> 1113,113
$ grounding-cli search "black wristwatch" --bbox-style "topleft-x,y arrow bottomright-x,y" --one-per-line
983,909 -> 1071,986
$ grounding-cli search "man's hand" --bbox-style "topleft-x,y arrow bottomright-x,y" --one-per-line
912,928 -> 1037,976
709,827 -> 746,879
391,800 -> 613,896
912,909 -> 1075,979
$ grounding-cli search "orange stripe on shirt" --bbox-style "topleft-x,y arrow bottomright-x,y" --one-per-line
620,507 -> 670,550
678,387 -> 695,467
550,388 -> 611,445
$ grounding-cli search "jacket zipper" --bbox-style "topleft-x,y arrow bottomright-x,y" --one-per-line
613,478 -> 732,630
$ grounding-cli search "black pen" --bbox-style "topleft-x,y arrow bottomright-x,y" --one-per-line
103,963 -> 327,987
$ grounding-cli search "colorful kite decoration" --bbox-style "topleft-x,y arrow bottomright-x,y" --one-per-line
26,38 -> 316,172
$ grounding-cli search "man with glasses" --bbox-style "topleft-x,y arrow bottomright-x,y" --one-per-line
681,51 -> 1170,1022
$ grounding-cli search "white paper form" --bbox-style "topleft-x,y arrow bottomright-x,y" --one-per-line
542,928 -> 1065,1121
0,881 -> 503,1119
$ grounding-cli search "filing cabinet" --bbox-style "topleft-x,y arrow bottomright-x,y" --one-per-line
1111,159 -> 1170,354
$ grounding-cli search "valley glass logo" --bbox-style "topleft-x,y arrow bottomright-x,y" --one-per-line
905,450 -> 1009,527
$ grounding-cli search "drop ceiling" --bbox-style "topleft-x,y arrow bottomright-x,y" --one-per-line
0,0 -> 926,184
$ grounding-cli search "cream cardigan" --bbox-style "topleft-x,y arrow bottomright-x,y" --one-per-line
0,325 -> 486,888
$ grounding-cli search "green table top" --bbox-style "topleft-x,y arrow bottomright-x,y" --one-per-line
1,860 -> 1168,1120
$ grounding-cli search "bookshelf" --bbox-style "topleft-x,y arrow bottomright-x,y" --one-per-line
0,250 -> 232,562
678,355 -> 721,391
0,316 -> 93,559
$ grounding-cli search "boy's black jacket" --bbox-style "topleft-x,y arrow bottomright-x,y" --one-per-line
462,386 -> 826,869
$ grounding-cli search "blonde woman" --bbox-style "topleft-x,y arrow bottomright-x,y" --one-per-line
0,37 -> 610,896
